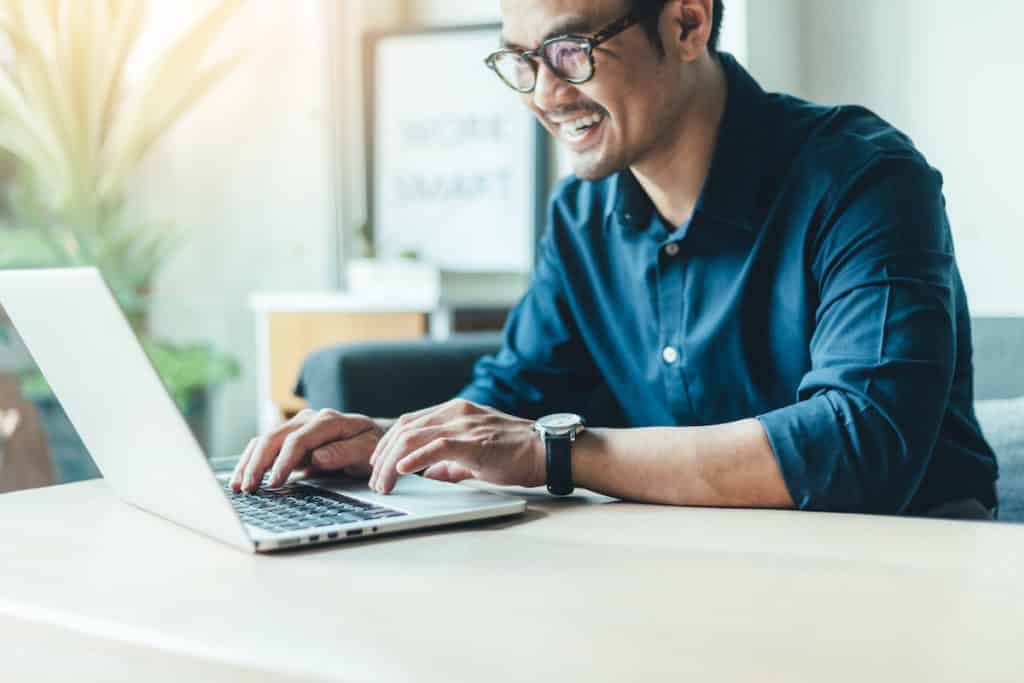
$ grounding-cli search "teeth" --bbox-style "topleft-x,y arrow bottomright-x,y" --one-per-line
561,112 -> 603,137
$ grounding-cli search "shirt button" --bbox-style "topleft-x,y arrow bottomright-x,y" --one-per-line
664,243 -> 680,257
662,346 -> 679,364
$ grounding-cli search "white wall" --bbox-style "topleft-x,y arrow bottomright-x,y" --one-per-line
747,0 -> 1024,316
410,0 -> 500,25
746,0 -> 801,93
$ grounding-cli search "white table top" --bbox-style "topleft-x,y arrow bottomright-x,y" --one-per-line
248,291 -> 439,314
2,479 -> 1023,682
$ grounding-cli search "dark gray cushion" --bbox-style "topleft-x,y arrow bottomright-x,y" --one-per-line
295,332 -> 628,426
974,396 -> 1024,521
295,333 -> 503,418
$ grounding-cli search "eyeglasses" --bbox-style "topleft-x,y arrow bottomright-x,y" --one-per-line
484,11 -> 642,93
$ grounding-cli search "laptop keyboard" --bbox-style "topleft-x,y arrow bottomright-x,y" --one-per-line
223,481 -> 406,533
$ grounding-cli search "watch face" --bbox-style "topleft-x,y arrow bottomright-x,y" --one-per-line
537,413 -> 583,434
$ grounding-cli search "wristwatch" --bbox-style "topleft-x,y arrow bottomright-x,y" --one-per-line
534,413 -> 585,496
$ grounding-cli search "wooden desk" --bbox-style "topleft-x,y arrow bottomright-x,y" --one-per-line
2,480 -> 1022,682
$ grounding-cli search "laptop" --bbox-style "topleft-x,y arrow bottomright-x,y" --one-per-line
0,268 -> 526,553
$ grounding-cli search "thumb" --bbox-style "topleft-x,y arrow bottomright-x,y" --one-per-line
309,430 -> 378,471
423,460 -> 476,483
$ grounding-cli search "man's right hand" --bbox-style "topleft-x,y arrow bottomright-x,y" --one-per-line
230,409 -> 385,493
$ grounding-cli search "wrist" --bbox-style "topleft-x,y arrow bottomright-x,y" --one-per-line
531,434 -> 547,488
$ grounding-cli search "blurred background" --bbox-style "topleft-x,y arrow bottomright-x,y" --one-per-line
0,0 -> 1021,491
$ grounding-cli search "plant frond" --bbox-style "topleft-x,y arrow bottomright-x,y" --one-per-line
100,0 -> 243,198
99,52 -> 243,200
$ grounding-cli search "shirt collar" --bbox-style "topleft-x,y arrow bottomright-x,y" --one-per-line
611,53 -> 769,233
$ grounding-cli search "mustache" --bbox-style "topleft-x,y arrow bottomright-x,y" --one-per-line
543,105 -> 607,123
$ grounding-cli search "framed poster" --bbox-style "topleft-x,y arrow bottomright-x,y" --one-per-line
365,24 -> 548,272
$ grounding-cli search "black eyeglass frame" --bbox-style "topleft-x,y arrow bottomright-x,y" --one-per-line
484,10 -> 642,93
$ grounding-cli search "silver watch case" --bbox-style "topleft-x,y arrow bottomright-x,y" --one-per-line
534,413 -> 586,440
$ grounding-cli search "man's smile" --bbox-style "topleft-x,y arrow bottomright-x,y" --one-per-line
547,108 -> 608,148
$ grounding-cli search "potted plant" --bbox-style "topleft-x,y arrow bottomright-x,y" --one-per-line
345,223 -> 441,301
0,0 -> 243,481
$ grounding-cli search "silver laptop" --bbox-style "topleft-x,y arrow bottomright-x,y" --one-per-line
0,268 -> 526,553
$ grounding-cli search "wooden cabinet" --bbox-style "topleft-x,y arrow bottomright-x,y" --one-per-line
250,272 -> 527,432
250,294 -> 433,431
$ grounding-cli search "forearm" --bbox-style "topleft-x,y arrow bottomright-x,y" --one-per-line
573,419 -> 794,508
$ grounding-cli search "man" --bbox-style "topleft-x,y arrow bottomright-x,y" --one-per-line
233,0 -> 998,518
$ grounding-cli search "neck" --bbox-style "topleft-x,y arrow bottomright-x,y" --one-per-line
630,54 -> 728,229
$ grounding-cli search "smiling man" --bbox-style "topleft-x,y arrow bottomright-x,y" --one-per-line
234,0 -> 999,518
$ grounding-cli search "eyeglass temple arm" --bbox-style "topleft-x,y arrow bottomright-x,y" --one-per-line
589,12 -> 641,46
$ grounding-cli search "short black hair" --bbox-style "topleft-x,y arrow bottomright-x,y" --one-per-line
634,0 -> 725,55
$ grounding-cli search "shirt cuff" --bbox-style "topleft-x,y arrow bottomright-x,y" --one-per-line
757,394 -> 847,511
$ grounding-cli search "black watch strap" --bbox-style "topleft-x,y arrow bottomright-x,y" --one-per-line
545,435 -> 574,496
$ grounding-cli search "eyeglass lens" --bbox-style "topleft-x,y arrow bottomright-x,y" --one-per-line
492,39 -> 592,91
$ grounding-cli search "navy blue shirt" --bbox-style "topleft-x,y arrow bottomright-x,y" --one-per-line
459,54 -> 998,515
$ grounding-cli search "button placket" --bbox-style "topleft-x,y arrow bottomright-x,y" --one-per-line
655,237 -> 694,421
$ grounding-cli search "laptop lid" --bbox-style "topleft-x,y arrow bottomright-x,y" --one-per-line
0,268 -> 253,552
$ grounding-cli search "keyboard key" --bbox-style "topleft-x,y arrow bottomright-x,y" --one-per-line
222,480 -> 406,532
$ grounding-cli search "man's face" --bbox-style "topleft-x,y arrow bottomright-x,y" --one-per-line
499,0 -> 684,180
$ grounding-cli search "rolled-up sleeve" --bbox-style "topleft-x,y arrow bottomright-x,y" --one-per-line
757,156 -> 957,514
458,200 -> 601,419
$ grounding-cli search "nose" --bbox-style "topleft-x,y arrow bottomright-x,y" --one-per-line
531,60 -> 574,112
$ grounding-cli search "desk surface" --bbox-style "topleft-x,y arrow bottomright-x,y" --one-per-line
1,480 -> 1022,682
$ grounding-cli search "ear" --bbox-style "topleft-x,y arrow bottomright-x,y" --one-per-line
665,0 -> 714,62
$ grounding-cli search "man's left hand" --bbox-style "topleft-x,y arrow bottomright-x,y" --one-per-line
368,399 -> 544,494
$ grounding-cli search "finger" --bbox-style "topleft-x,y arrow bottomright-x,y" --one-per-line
379,437 -> 468,494
266,428 -> 314,488
379,433 -> 476,494
370,399 -> 474,467
423,460 -> 475,483
370,407 -> 477,489
371,424 -> 452,493
308,429 -> 379,472
342,462 -> 373,479
268,412 -> 374,487
396,436 -> 478,478
230,439 -> 257,491
370,410 -> 427,469
241,409 -> 315,492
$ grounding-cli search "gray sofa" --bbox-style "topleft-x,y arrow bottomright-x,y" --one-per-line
296,318 -> 1024,521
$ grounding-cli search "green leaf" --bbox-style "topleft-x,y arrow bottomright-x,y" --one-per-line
0,227 -> 69,267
